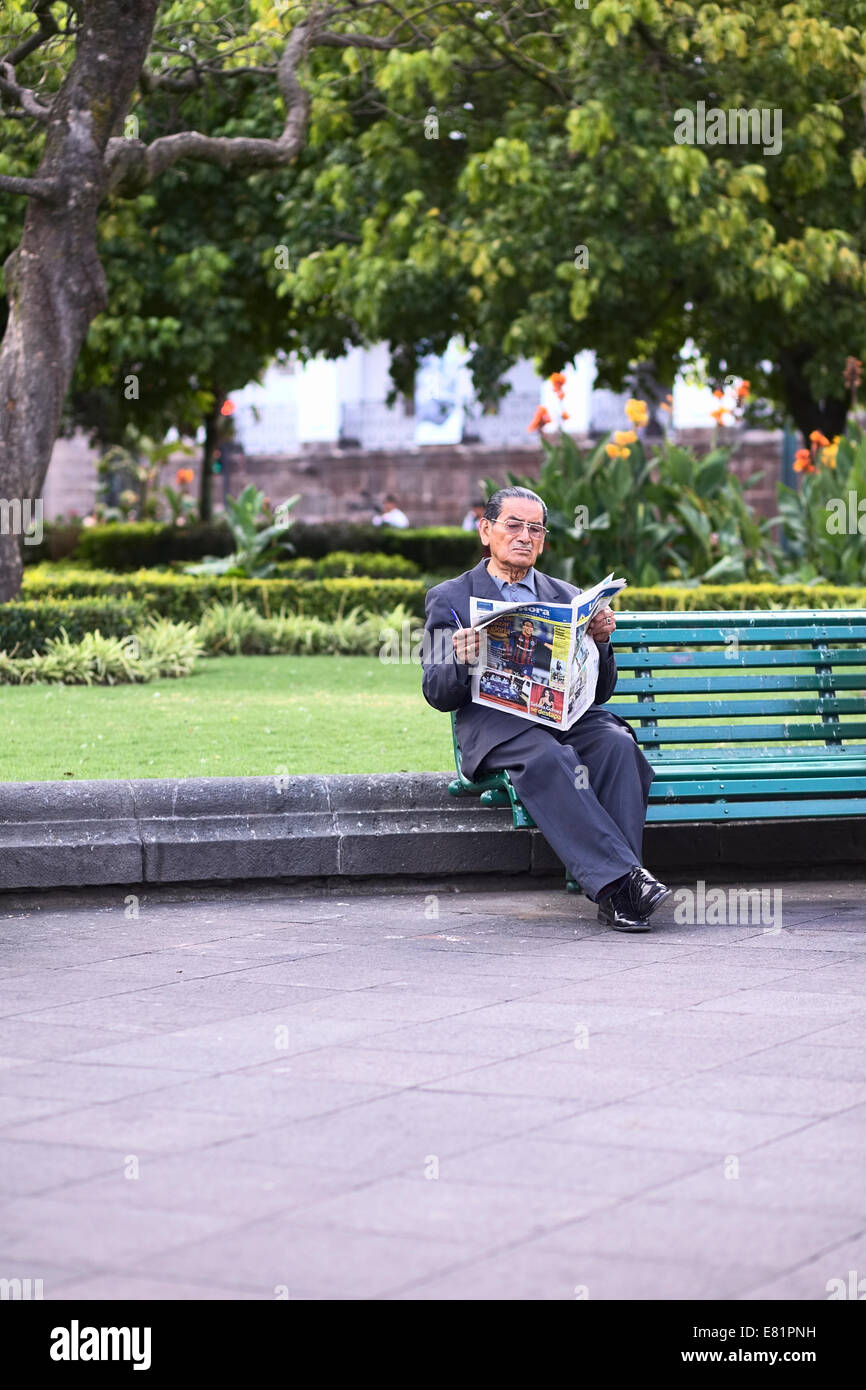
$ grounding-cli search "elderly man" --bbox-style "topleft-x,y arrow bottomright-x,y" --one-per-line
421,486 -> 671,932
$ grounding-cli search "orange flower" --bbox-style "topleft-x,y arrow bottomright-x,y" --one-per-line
712,388 -> 724,399
613,430 -> 637,446
660,393 -> 674,412
736,380 -> 750,400
809,430 -> 830,447
605,443 -> 630,460
175,468 -> 194,486
793,449 -> 815,473
550,372 -> 566,388
710,407 -> 730,424
624,398 -> 650,427
527,405 -> 552,433
561,410 -> 570,420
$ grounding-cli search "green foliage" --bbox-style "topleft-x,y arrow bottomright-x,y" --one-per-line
288,524 -> 481,571
614,583 -> 866,611
275,550 -> 420,579
21,566 -> 430,623
185,486 -> 298,578
0,596 -> 146,655
777,422 -> 866,582
485,431 -> 781,585
197,602 -> 414,657
72,521 -> 233,570
0,618 -> 202,684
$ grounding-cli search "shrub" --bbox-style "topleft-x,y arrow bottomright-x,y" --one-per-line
288,523 -> 481,571
0,596 -> 146,655
73,520 -> 234,570
196,602 -> 414,657
613,583 -> 866,612
0,618 -> 202,685
777,423 -> 866,583
21,567 -> 429,622
275,550 -> 420,580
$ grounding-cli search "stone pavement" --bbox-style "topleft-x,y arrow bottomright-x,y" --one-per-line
0,876 -> 865,1301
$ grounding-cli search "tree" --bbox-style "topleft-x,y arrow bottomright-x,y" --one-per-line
272,2 -> 866,443
0,0 -> 459,598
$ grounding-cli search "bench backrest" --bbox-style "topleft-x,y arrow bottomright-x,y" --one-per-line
611,610 -> 866,758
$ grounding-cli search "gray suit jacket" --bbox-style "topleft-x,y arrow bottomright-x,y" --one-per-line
422,557 -> 620,779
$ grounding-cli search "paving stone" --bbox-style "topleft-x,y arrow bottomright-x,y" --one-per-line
0,878 -> 862,1299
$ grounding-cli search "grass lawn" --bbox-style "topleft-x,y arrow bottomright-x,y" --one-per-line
0,655 -> 454,782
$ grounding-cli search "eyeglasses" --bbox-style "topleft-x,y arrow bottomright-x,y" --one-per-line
493,517 -> 548,540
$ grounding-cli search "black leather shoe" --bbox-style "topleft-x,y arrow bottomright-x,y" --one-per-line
596,866 -> 671,933
596,894 -> 651,933
627,866 -> 673,921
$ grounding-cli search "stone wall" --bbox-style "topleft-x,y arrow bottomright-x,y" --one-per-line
42,428 -> 784,527
227,429 -> 784,527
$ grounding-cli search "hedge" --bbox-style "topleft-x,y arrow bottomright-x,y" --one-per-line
274,550 -> 420,580
0,597 -> 146,655
287,523 -> 481,570
18,570 -> 866,628
614,584 -> 866,612
72,520 -> 234,570
19,519 -> 481,572
21,568 -> 428,623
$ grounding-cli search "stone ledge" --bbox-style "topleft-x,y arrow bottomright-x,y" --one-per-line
0,774 -> 863,892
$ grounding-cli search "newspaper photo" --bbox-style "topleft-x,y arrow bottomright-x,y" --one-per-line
467,573 -> 627,730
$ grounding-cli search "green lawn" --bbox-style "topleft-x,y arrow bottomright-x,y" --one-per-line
0,655 -> 454,782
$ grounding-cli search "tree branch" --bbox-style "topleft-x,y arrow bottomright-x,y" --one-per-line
0,171 -> 62,200
106,13 -> 325,193
0,60 -> 52,121
2,0 -> 60,68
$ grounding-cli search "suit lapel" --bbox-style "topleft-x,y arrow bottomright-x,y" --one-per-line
467,558 -> 505,602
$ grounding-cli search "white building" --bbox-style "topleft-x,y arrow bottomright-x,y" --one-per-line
225,341 -> 727,454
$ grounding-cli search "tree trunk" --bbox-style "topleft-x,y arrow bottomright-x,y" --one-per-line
0,0 -> 160,599
779,348 -> 849,445
199,403 -> 222,523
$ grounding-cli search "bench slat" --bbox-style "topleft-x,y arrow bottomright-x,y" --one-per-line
634,721 -> 866,743
615,649 -> 866,669
613,626 -> 866,644
615,674 -> 866,693
647,798 -> 866,821
614,697 -> 866,720
651,776 -> 866,797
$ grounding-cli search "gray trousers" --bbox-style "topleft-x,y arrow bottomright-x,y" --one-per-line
477,706 -> 656,900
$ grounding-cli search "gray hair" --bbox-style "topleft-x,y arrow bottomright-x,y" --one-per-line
483,486 -> 547,526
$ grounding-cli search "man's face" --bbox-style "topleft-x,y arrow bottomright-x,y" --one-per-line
478,497 -> 545,569
521,621 -> 533,636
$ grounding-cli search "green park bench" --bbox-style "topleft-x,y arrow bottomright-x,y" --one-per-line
448,609 -> 866,889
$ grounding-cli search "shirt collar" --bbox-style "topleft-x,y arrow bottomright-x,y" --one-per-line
488,563 -> 537,595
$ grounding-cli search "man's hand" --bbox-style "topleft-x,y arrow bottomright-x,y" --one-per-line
452,627 -> 482,663
588,607 -> 616,643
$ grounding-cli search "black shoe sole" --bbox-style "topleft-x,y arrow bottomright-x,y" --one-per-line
597,906 -> 652,933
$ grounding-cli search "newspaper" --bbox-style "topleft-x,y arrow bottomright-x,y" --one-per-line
467,573 -> 627,729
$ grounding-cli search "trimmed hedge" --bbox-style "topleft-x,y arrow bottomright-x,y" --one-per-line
615,584 -> 866,612
274,550 -> 421,580
288,523 -> 481,570
73,520 -> 234,570
47,519 -> 479,573
20,518 -> 482,573
0,597 -> 146,655
21,567 -> 428,622
18,570 -> 866,631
